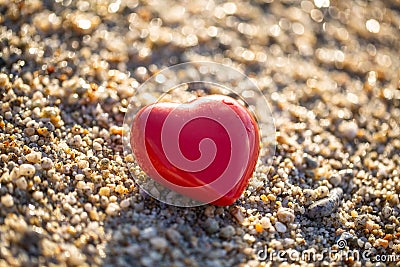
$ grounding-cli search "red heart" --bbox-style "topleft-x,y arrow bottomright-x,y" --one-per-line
130,95 -> 260,206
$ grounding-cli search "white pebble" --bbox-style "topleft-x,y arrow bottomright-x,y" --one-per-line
150,237 -> 168,250
16,177 -> 28,190
74,174 -> 85,181
317,186 -> 329,198
10,167 -> 20,180
93,142 -> 102,151
120,199 -> 130,208
1,194 -> 14,207
275,222 -> 287,233
19,164 -> 36,177
41,157 -> 53,169
339,121 -> 358,139
303,189 -> 317,200
105,202 -> 120,216
260,217 -> 272,229
33,191 -> 44,201
26,151 -> 42,163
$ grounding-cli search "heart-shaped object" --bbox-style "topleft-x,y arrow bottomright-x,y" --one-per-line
130,95 -> 260,206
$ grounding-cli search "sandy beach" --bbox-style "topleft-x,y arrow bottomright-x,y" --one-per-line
0,0 -> 400,266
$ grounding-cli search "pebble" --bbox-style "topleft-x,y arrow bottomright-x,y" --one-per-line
305,156 -> 318,169
19,164 -> 36,177
303,189 -> 317,200
99,187 -> 111,197
120,199 -> 130,208
375,239 -> 389,249
105,203 -> 120,216
204,218 -> 219,234
41,157 -> 53,170
230,206 -> 244,224
307,188 -> 343,218
166,229 -> 181,245
25,151 -> 42,163
93,142 -> 102,151
15,177 -> 28,190
1,194 -> 14,207
381,206 -> 392,219
328,174 -> 342,187
219,226 -> 235,239
316,186 -> 329,198
339,121 -> 358,139
260,217 -> 272,229
141,227 -> 157,239
276,208 -> 295,224
275,222 -> 287,233
32,191 -> 44,201
204,206 -> 215,217
150,237 -> 168,251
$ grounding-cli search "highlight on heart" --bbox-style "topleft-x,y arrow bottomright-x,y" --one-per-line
123,62 -> 276,207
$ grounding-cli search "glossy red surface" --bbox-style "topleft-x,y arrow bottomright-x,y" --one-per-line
130,95 -> 260,206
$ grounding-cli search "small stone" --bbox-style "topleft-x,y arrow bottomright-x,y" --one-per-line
141,227 -> 157,239
89,210 -> 99,221
15,177 -> 28,190
381,206 -> 392,219
349,210 -> 358,218
307,188 -> 343,218
70,214 -> 81,225
365,220 -> 380,231
317,186 -> 329,198
267,193 -> 277,201
365,242 -> 372,250
0,73 -> 10,86
204,218 -> 219,234
25,151 -> 42,163
41,157 -> 53,170
276,208 -> 295,223
130,226 -> 140,236
275,222 -> 287,233
204,205 -> 215,217
357,239 -> 365,248
230,206 -> 245,224
150,237 -> 168,251
32,191 -> 44,201
120,199 -> 130,208
1,194 -> 14,207
110,126 -> 123,135
65,244 -> 86,266
166,228 -> 181,245
75,174 -> 85,181
219,225 -> 235,239
99,187 -> 111,197
93,141 -> 102,151
339,121 -> 358,139
374,239 -> 389,249
125,244 -> 141,257
19,164 -> 36,177
305,155 -> 318,169
260,217 -> 272,229
303,189 -> 316,200
105,203 -> 120,216
41,239 -> 58,257
255,223 -> 263,233
328,174 -> 342,187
